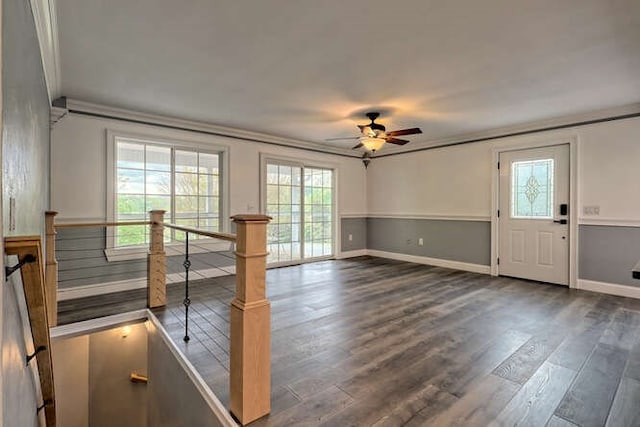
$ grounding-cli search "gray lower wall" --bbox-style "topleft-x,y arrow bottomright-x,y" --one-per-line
89,323 -> 148,427
340,217 -> 367,252
57,227 -> 235,289
51,335 -> 89,427
147,321 -> 223,427
367,217 -> 492,266
579,225 -> 640,288
2,0 -> 51,424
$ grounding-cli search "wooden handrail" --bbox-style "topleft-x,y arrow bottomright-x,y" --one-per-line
54,220 -> 151,229
163,223 -> 236,242
5,236 -> 56,427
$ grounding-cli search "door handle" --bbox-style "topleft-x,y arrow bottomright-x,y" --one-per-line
553,219 -> 568,225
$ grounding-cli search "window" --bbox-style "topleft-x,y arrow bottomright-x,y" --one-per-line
111,135 -> 224,248
264,158 -> 334,265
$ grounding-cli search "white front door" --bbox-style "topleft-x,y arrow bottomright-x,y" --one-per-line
498,145 -> 569,285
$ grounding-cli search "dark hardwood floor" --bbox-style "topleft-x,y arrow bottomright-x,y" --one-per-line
58,256 -> 640,426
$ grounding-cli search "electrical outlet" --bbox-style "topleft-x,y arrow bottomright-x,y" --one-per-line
406,239 -> 412,245
418,238 -> 424,246
583,205 -> 600,216
348,234 -> 353,241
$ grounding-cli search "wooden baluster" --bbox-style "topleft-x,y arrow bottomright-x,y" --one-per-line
44,211 -> 58,326
230,214 -> 272,425
148,210 -> 167,308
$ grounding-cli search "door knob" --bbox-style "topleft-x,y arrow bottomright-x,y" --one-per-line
553,219 -> 568,225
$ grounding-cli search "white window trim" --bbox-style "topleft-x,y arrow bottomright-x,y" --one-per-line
259,152 -> 339,267
105,130 -> 230,262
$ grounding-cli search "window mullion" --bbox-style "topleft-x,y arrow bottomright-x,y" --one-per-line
300,165 -> 305,261
171,148 -> 176,240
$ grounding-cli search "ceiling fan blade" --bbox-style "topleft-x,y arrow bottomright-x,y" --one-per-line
385,137 -> 410,145
352,142 -> 364,150
325,136 -> 360,141
387,128 -> 422,137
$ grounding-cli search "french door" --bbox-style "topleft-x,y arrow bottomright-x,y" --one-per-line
264,161 -> 334,264
498,144 -> 570,285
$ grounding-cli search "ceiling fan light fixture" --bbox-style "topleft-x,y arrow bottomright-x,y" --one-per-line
361,126 -> 375,137
360,137 -> 385,152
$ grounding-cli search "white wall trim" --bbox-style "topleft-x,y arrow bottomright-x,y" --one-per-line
29,0 -> 61,102
367,213 -> 491,222
65,98 -> 358,158
377,103 -> 640,155
577,218 -> 640,227
58,266 -> 236,301
336,249 -> 368,259
50,310 -> 148,339
146,311 -> 238,427
577,279 -> 640,300
339,213 -> 368,219
367,249 -> 491,275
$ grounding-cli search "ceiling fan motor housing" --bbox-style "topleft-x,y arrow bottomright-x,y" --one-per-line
364,112 -> 386,136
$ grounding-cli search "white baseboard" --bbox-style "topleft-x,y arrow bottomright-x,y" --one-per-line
366,250 -> 491,274
336,249 -> 368,259
58,266 -> 237,301
577,279 -> 640,299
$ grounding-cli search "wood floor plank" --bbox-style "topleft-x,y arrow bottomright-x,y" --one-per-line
555,343 -> 629,427
494,361 -> 576,427
492,328 -> 567,385
369,384 -> 457,427
59,256 -> 640,426
427,374 -> 521,427
546,415 -> 580,427
605,377 -> 640,427
255,385 -> 353,427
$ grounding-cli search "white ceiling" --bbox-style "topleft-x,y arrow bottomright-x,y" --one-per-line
56,0 -> 640,151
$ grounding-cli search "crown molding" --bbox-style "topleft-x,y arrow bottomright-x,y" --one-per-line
375,103 -> 640,157
30,0 -> 61,102
61,98 -> 361,158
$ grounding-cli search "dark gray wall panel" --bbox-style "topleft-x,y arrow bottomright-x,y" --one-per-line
57,227 -> 235,288
579,225 -> 640,287
147,323 -> 223,427
367,218 -> 491,266
341,217 -> 366,251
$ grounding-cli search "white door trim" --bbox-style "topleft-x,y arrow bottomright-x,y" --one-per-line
490,135 -> 579,288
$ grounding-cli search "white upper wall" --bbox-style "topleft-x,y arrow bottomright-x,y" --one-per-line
368,116 -> 640,223
51,114 -> 367,221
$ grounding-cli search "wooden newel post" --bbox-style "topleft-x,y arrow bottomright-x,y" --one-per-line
44,211 -> 58,326
148,210 -> 167,308
230,214 -> 272,425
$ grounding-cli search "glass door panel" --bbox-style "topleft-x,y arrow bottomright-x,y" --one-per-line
265,163 -> 334,264
266,164 -> 302,263
303,168 -> 333,258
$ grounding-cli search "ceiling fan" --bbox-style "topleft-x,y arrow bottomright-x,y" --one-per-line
326,112 -> 422,152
